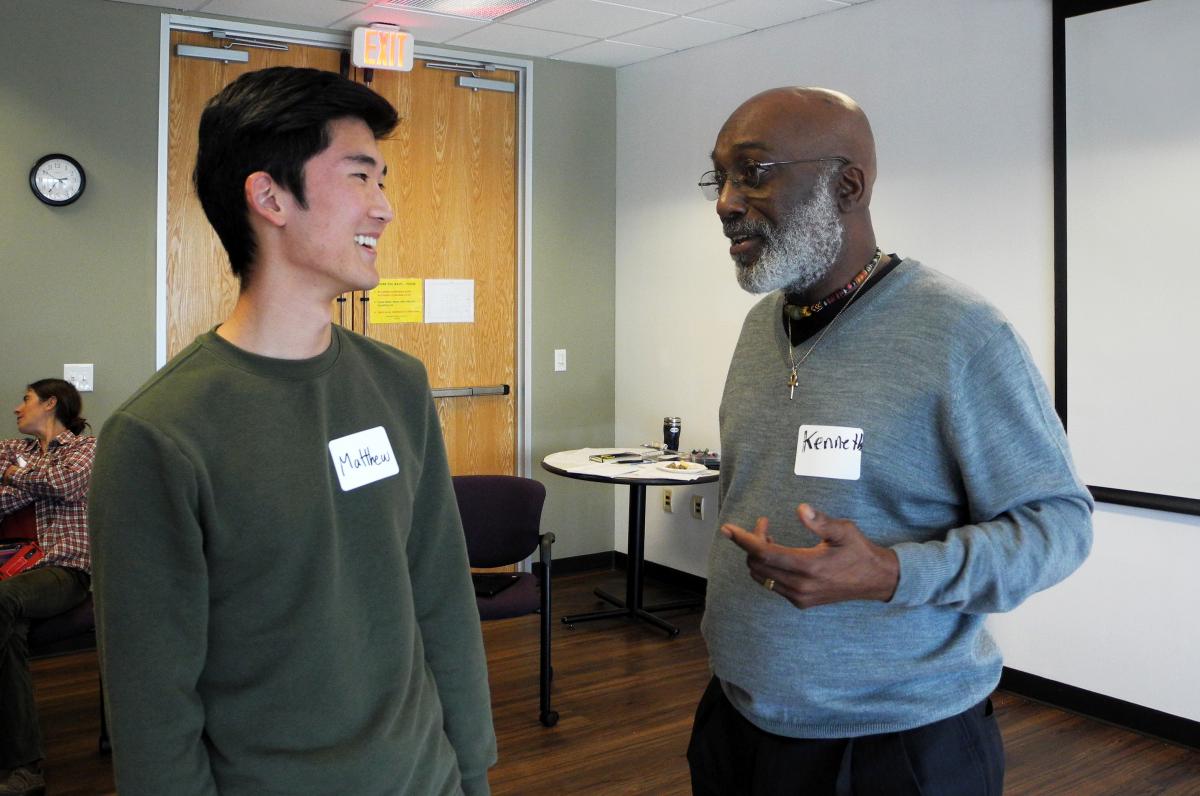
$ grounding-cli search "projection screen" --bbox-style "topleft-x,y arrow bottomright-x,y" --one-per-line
1056,0 -> 1200,515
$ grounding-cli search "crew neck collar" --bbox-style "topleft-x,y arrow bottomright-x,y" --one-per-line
200,324 -> 343,380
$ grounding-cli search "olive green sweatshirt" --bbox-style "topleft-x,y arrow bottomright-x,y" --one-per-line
90,326 -> 496,795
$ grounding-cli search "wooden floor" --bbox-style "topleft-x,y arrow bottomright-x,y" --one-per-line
31,571 -> 1200,794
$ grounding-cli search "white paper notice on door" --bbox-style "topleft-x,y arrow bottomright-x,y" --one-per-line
424,279 -> 474,323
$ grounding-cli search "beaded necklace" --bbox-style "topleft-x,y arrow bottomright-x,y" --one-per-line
785,247 -> 883,399
783,250 -> 882,321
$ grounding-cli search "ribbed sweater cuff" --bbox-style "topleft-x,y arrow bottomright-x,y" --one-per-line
461,772 -> 491,796
889,541 -> 945,606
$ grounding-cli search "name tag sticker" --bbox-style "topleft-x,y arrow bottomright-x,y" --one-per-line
328,426 -> 400,492
794,424 -> 863,481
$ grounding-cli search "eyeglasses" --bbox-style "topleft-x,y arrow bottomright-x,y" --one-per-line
698,157 -> 848,201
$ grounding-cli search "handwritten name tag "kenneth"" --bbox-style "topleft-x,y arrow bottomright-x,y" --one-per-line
328,426 -> 400,492
794,424 -> 863,481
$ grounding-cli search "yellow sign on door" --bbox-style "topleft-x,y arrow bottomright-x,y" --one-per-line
370,278 -> 423,323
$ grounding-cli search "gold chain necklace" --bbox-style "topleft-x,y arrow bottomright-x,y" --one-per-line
786,247 -> 883,400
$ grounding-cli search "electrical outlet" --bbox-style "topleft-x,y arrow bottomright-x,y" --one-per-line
692,495 -> 705,520
663,488 -> 673,513
63,364 -> 94,392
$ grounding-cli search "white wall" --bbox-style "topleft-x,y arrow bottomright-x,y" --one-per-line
613,0 -> 1200,722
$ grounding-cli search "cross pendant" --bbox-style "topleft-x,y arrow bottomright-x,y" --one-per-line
787,370 -> 798,400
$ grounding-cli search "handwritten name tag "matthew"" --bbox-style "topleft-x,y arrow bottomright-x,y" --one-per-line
794,424 -> 863,481
328,426 -> 400,491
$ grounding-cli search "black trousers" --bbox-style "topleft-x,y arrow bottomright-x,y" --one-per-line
687,676 -> 1004,796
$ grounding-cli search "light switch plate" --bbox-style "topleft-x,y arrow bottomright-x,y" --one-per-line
554,349 -> 567,372
64,363 -> 94,392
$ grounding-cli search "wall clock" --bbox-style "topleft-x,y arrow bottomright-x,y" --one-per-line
30,154 -> 86,206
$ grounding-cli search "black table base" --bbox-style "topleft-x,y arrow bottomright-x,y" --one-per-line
560,482 -> 703,637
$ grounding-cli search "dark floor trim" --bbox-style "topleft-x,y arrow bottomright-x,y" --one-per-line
32,633 -> 96,660
1064,0 -> 1153,17
552,552 -> 707,596
614,552 -> 708,596
553,553 -> 1198,748
1001,667 -> 1200,749
550,551 -> 615,577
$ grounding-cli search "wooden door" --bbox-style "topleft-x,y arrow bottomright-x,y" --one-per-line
166,31 -> 520,476
354,65 -> 518,476
166,31 -> 347,355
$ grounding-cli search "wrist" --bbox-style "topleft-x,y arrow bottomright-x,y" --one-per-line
873,546 -> 900,602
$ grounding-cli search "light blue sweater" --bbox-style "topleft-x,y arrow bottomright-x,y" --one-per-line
702,259 -> 1093,738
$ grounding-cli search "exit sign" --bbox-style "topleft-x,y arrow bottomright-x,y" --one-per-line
352,27 -> 414,71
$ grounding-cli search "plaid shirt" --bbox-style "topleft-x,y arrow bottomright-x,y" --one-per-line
1,430 -> 95,573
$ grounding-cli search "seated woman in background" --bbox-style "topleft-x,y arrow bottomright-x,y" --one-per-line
0,379 -> 95,796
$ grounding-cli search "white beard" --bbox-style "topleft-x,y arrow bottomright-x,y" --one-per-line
731,169 -> 844,295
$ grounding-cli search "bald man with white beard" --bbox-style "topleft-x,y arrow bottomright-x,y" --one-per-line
688,87 -> 1094,795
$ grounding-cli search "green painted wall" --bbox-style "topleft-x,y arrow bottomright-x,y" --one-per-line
0,0 -> 615,558
1,0 -> 160,429
526,60 -> 618,559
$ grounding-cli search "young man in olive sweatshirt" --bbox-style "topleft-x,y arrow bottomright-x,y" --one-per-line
90,67 -> 496,795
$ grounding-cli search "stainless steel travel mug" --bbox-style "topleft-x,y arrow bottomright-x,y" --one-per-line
664,417 -> 681,452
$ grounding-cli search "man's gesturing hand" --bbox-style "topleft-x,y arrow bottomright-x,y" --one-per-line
720,503 -> 900,608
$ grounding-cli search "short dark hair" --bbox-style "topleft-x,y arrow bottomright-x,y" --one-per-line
193,67 -> 399,283
28,378 -> 88,436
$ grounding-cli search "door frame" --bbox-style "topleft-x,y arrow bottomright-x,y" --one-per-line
154,14 -> 535,477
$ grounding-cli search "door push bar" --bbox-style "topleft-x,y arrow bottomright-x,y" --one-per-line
431,384 -> 511,399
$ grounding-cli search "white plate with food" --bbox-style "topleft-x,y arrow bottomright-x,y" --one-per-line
657,460 -> 707,473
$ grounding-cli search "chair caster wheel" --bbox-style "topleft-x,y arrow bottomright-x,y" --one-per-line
540,710 -> 559,727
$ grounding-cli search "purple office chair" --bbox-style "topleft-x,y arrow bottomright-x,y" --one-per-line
452,475 -> 558,727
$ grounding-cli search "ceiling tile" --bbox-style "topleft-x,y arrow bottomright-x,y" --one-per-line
105,0 -> 865,67
202,0 -> 366,28
331,6 -> 489,41
445,23 -> 594,57
550,38 -> 670,67
603,0 -> 718,13
106,0 -> 212,8
367,0 -> 539,19
611,15 -> 747,50
690,0 -> 845,29
500,0 -> 671,39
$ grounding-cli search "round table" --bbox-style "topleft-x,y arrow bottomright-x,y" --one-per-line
541,454 -> 717,636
